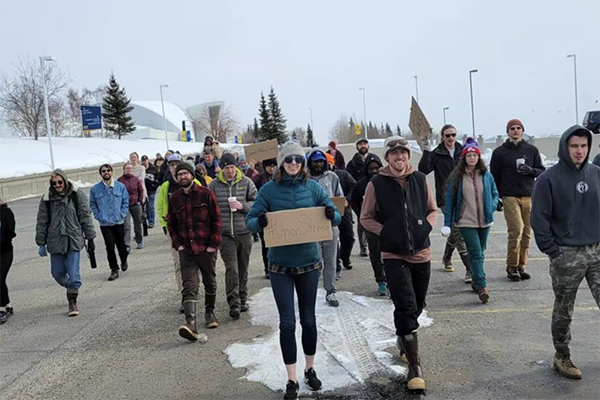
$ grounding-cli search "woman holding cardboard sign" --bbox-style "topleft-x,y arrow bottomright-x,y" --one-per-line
246,141 -> 341,400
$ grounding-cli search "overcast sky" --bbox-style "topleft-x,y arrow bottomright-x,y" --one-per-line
1,0 -> 599,144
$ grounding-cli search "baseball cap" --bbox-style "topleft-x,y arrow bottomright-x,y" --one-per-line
167,153 -> 182,164
141,155 -> 148,161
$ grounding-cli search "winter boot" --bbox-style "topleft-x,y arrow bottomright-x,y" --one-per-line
518,265 -> 531,280
205,294 -> 219,329
143,221 -> 148,237
478,288 -> 489,303
553,352 -> 582,379
400,332 -> 426,391
442,244 -> 455,272
66,289 -> 79,316
459,252 -> 472,283
108,269 -> 119,281
178,301 -> 208,343
395,336 -> 408,364
506,266 -> 521,281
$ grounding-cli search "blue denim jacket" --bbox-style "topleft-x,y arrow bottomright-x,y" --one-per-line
89,180 -> 129,226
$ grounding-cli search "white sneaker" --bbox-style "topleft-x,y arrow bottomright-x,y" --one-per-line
326,292 -> 339,307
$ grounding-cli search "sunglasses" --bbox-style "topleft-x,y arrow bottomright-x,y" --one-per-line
509,126 -> 522,131
284,155 -> 304,164
444,133 -> 457,138
51,180 -> 64,186
386,139 -> 407,148
101,169 -> 112,173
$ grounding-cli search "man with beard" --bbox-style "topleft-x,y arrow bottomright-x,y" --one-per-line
361,136 -> 437,391
36,169 -> 96,316
307,149 -> 344,307
346,137 -> 371,256
89,164 -> 129,281
253,158 -> 278,278
168,162 -> 222,341
351,154 -> 386,295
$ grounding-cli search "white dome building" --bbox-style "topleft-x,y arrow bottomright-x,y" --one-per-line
127,101 -> 195,142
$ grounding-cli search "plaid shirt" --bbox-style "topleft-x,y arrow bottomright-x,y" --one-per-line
167,182 -> 222,254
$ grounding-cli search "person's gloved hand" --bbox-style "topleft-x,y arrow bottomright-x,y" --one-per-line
325,206 -> 335,220
258,213 -> 269,229
496,199 -> 504,212
421,139 -> 431,152
163,226 -> 167,235
517,163 -> 533,175
441,226 -> 451,237
87,239 -> 95,252
38,245 -> 47,257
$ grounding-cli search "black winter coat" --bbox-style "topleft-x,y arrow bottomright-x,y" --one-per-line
490,140 -> 545,198
346,152 -> 371,182
350,154 -> 383,216
417,142 -> 463,207
333,168 -> 356,201
0,203 -> 16,255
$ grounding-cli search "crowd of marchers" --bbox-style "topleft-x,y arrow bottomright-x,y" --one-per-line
1,121 -> 599,400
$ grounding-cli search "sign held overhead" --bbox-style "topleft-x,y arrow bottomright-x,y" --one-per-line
408,96 -> 431,150
244,139 -> 279,161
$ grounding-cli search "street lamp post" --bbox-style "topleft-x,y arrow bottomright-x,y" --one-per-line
159,84 -> 170,150
469,69 -> 478,137
567,54 -> 579,124
308,107 -> 314,132
414,75 -> 419,103
358,87 -> 367,140
443,107 -> 450,125
40,55 -> 55,170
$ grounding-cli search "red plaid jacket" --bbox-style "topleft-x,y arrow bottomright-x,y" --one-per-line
167,182 -> 222,254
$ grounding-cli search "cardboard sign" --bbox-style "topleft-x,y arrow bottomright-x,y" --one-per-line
408,96 -> 432,150
264,207 -> 333,248
244,139 -> 279,161
331,197 -> 346,213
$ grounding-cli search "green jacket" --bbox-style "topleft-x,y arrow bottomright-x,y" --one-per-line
35,169 -> 96,254
209,168 -> 257,237
157,177 -> 202,229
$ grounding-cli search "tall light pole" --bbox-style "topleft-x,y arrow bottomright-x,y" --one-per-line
308,107 -> 314,131
469,69 -> 478,137
40,56 -> 56,170
443,107 -> 450,125
159,84 -> 170,150
358,87 -> 367,139
567,54 -> 579,124
414,75 -> 419,103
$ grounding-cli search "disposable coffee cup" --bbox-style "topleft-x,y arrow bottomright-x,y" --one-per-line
516,158 -> 525,168
228,196 -> 237,212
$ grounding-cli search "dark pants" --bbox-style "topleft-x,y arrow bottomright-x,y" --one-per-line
384,259 -> 431,336
179,250 -> 217,305
356,214 -> 368,252
270,268 -> 319,365
259,231 -> 268,273
124,203 -> 143,248
220,233 -> 253,308
100,224 -> 128,271
366,232 -> 385,283
337,208 -> 355,266
1,251 -> 13,307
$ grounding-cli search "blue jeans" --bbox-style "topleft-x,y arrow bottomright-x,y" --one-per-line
270,268 -> 319,365
459,227 -> 491,289
50,251 -> 82,290
147,193 -> 156,226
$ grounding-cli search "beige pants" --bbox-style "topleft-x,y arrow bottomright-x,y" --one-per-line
502,196 -> 532,268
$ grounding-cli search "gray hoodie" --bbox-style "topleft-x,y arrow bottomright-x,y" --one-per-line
307,149 -> 344,197
531,125 -> 600,259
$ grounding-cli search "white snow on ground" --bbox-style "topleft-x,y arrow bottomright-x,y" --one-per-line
8,180 -> 95,201
224,288 -> 433,395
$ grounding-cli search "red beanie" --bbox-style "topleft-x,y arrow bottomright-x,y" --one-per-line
328,141 -> 336,149
461,137 -> 481,158
506,119 -> 524,133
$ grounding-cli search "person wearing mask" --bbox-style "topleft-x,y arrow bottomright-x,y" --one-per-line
246,141 -> 341,400
36,169 -> 96,315
346,137 -> 371,256
253,158 -> 278,279
168,162 -> 222,341
307,149 -> 344,307
443,138 -> 500,303
0,197 -> 16,324
531,125 -> 600,380
490,119 -> 545,281
326,141 -> 346,170
418,124 -> 471,280
326,153 -> 356,276
209,153 -> 257,319
201,151 -> 221,179
89,164 -> 129,281
350,154 -> 386,295
157,149 -> 174,184
141,155 -> 160,229
118,162 -> 145,251
361,136 -> 437,392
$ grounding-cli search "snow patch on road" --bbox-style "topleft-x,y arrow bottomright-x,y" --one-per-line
224,288 -> 433,394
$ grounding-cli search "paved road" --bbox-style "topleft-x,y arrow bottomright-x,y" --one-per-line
1,188 -> 599,400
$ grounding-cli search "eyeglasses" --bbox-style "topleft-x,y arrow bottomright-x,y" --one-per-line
444,133 -> 457,138
284,156 -> 304,164
100,169 -> 112,173
176,171 -> 191,177
51,180 -> 64,186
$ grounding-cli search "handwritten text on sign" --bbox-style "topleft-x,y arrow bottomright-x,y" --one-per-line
264,207 -> 333,248
244,139 -> 279,161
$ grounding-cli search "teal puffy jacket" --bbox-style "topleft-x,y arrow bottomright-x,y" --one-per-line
246,174 -> 341,268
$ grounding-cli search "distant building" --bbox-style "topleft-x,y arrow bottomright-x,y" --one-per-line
128,101 -> 195,142
186,101 -> 225,142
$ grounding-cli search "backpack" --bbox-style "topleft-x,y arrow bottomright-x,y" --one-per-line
46,191 -> 79,219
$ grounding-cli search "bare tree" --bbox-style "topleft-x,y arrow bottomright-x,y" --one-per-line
0,57 -> 69,139
191,104 -> 240,143
328,114 -> 355,144
290,126 -> 307,147
66,85 -> 106,123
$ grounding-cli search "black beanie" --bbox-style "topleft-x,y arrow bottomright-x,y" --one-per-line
220,153 -> 237,168
175,162 -> 195,177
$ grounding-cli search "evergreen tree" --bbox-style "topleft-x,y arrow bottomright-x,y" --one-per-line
258,92 -> 271,141
385,122 -> 393,136
267,86 -> 288,144
252,118 -> 259,142
102,72 -> 135,139
291,129 -> 299,141
396,124 -> 402,135
306,124 -> 314,147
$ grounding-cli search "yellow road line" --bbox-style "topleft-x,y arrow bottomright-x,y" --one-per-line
429,306 -> 598,315
433,257 -> 547,263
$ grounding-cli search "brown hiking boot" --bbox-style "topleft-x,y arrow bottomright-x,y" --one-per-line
518,265 -> 531,280
178,302 -> 208,343
478,288 -> 489,303
66,289 -> 79,317
205,312 -> 219,329
506,266 -> 521,281
554,353 -> 582,379
442,244 -> 454,272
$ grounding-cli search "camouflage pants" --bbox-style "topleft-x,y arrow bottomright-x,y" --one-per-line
550,244 -> 600,355
446,225 -> 467,254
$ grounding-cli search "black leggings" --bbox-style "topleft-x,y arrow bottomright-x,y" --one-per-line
1,251 -> 14,307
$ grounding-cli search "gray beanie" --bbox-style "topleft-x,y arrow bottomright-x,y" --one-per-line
277,141 -> 305,168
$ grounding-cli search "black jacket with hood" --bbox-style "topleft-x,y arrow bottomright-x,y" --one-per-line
350,154 -> 383,217
346,152 -> 371,182
418,142 -> 463,207
490,139 -> 545,198
1,202 -> 16,255
531,126 -> 600,259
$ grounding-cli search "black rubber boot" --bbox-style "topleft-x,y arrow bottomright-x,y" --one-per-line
179,301 -> 207,343
66,289 -> 79,317
459,252 -> 472,283
400,332 -> 426,391
205,294 -> 219,328
442,244 -> 454,272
